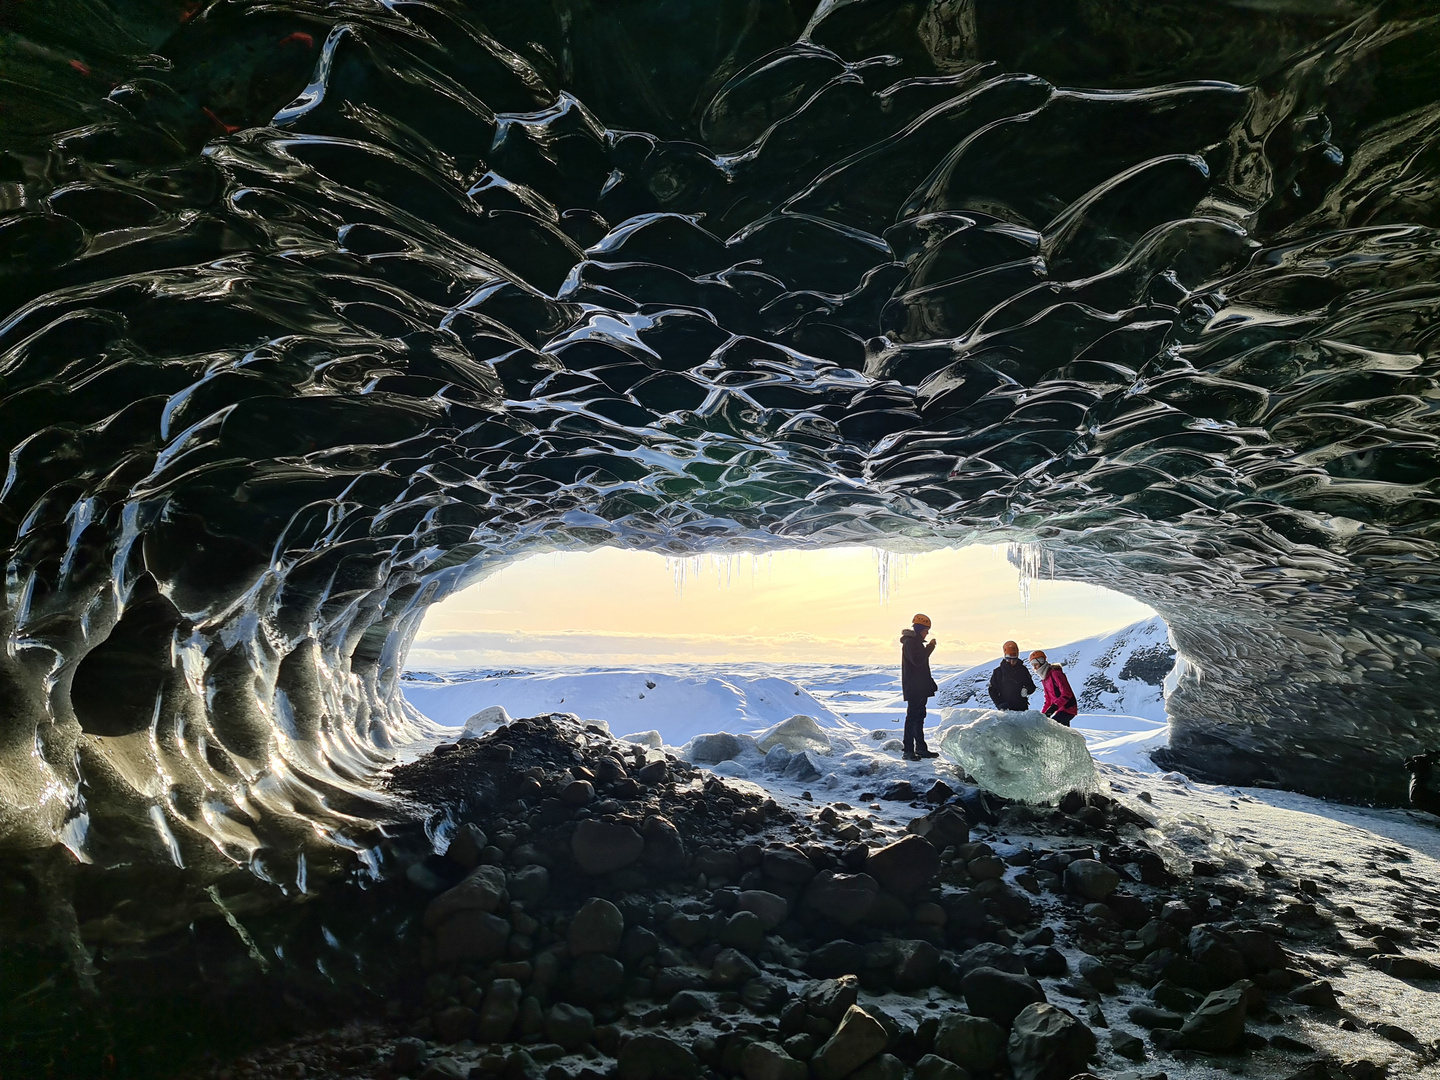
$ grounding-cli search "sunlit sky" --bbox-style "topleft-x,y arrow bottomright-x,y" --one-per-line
408,545 -> 1157,671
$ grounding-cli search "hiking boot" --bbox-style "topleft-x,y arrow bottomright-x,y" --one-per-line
917,749 -> 939,759
902,752 -> 919,761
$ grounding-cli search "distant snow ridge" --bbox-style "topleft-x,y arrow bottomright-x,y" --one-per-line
934,616 -> 1173,722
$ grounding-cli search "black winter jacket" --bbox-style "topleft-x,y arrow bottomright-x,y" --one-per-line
900,629 -> 938,701
988,658 -> 1036,710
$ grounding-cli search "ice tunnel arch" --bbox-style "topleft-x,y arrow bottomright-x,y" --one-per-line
3,0 -> 1440,890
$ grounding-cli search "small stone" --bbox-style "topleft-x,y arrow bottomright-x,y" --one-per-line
741,1041 -> 808,1080
850,1053 -> 906,1080
636,760 -> 668,786
561,779 -> 595,805
417,1058 -> 466,1080
892,939 -> 941,991
444,823 -> 489,870
434,1005 -> 476,1043
641,815 -> 687,871
667,990 -> 713,1019
569,897 -> 625,956
967,855 -> 1006,881
1371,955 -> 1440,980
711,947 -> 762,987
812,1005 -> 889,1080
545,1003 -> 595,1051
570,954 -> 626,1004
802,975 -> 860,1021
1127,1005 -> 1183,1030
933,1013 -> 1006,1072
478,978 -> 522,1041
925,780 -> 956,803
508,864 -> 550,905
1110,1029 -> 1146,1062
1007,1003 -> 1097,1080
390,1039 -> 427,1075
914,901 -> 947,927
720,910 -> 766,953
1077,956 -> 1115,993
742,974 -> 791,1013
1176,982 -> 1249,1051
956,942 -> 1027,978
803,871 -> 880,924
1064,860 -> 1120,901
1374,1023 -> 1416,1044
914,1054 -> 972,1080
806,940 -> 868,980
616,1034 -> 699,1080
1288,979 -> 1339,1009
738,889 -> 789,929
961,967 -> 1047,1028
866,835 -> 941,895
763,844 -> 817,884
424,865 -> 508,929
433,908 -> 511,963
571,819 -> 644,875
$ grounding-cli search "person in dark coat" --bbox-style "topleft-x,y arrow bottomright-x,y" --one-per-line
988,640 -> 1035,710
900,614 -> 939,761
1029,649 -> 1078,726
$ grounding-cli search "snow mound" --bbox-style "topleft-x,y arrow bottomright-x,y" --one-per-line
401,668 -> 843,743
939,709 -> 1107,803
620,730 -> 663,749
757,714 -> 833,756
462,704 -> 513,737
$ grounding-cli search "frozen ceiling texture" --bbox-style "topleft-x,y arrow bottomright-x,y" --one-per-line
2,0 -> 1439,892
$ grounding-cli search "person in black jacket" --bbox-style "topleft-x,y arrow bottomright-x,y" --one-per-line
900,614 -> 940,761
988,640 -> 1036,710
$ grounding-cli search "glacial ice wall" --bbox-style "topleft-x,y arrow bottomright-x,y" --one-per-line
2,0 -> 1440,903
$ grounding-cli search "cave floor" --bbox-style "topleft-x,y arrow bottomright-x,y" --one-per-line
175,723 -> 1440,1080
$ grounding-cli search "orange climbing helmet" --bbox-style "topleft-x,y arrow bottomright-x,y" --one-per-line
1030,650 -> 1047,662
1002,640 -> 1019,656
911,613 -> 932,628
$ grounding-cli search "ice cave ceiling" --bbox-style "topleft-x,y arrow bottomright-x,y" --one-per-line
1,0 -> 1439,882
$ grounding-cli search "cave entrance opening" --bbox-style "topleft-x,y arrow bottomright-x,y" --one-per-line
399,544 -> 1172,763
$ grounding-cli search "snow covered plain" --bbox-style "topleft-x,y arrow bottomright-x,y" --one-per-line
403,617 -> 1440,1074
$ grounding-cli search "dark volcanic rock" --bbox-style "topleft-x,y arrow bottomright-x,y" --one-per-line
569,897 -> 625,955
961,967 -> 1047,1027
1007,1003 -> 1097,1080
804,871 -> 880,924
617,1034 -> 699,1080
933,1013 -> 1006,1072
572,819 -> 645,874
865,835 -> 940,896
1174,982 -> 1250,1051
812,1005 -> 889,1080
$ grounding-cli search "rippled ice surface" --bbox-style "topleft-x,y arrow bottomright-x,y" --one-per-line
4,0 -> 1440,1032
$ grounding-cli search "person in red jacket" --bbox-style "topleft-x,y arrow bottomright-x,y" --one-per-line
1029,650 -> 1078,727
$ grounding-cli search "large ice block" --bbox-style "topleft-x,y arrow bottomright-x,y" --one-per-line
939,709 -> 1106,803
462,705 -> 514,738
757,715 -> 833,756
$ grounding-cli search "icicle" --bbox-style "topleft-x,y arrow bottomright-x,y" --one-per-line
1007,542 -> 1044,607
872,548 -> 912,603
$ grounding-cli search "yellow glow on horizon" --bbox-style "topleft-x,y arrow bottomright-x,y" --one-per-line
410,545 -> 1157,670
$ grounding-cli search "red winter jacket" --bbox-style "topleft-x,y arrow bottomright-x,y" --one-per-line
1039,664 -> 1077,718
